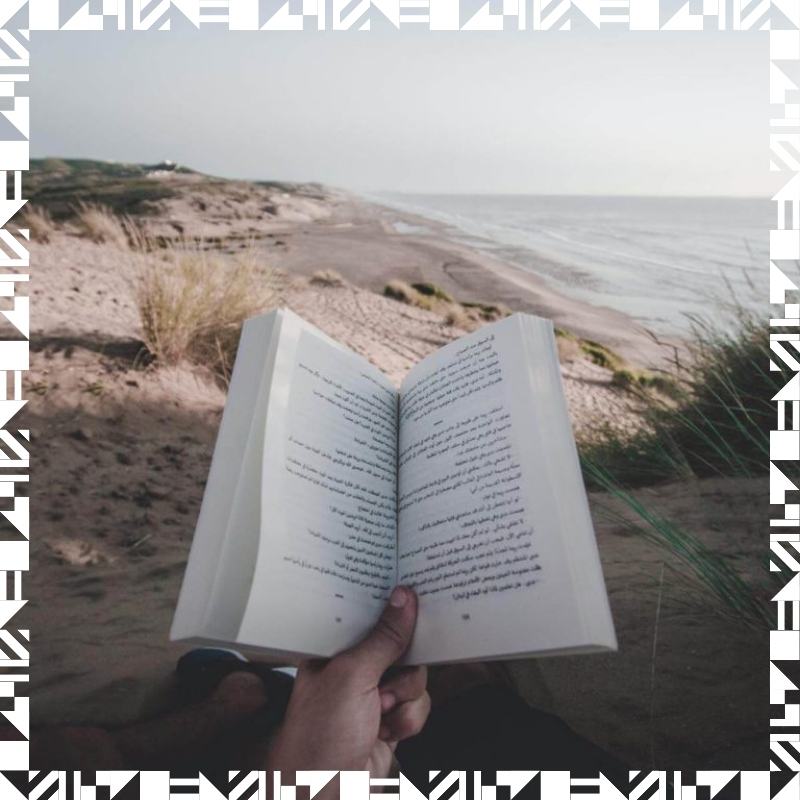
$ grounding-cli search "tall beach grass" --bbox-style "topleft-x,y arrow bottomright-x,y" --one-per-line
580,302 -> 779,628
581,307 -> 776,487
585,461 -> 772,630
133,239 -> 281,381
18,204 -> 55,243
75,201 -> 132,246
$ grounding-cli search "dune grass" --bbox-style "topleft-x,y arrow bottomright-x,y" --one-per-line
585,461 -> 772,631
133,240 -> 281,381
579,305 -> 777,628
579,338 -> 626,371
460,299 -> 511,322
444,306 -> 472,328
580,308 -> 775,488
310,269 -> 345,288
383,279 -> 510,329
660,312 -> 772,477
18,204 -> 55,243
384,279 -> 435,310
412,281 -> 453,302
75,201 -> 132,246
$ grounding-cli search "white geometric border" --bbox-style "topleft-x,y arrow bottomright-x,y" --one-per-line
3,0 -> 795,31
0,0 -> 790,795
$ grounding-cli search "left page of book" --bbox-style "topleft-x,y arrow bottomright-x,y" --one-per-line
235,310 -> 399,660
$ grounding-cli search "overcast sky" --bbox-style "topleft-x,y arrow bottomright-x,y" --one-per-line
31,29 -> 768,196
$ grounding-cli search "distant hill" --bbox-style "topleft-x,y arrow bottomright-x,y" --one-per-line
25,158 -> 326,220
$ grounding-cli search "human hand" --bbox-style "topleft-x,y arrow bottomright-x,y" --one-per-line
266,586 -> 429,781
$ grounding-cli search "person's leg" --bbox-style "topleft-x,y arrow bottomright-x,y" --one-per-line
397,666 -> 627,788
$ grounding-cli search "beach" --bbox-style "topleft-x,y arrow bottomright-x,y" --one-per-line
373,192 -> 770,337
26,163 -> 765,769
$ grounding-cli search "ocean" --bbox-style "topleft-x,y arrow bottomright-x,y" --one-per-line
375,193 -> 771,337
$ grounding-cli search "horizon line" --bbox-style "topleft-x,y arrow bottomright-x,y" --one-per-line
30,155 -> 771,202
361,188 -> 770,201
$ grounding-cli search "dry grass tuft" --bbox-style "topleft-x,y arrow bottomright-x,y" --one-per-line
384,279 -> 433,309
384,278 -> 512,332
310,269 -> 345,288
461,300 -> 511,322
444,307 -> 471,329
75,202 -> 131,247
133,240 -> 282,381
18,204 -> 55,243
412,282 -> 453,302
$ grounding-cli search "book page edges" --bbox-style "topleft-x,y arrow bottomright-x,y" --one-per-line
173,635 -> 615,668
170,309 -> 284,642
521,314 -> 617,652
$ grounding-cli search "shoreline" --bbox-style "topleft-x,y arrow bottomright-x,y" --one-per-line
268,189 -> 670,368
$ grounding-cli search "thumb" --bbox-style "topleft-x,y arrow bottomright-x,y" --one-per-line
344,586 -> 418,683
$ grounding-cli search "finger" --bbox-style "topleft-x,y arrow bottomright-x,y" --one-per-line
378,692 -> 431,743
379,666 -> 427,712
342,586 -> 418,683
369,740 -> 398,777
296,658 -> 326,681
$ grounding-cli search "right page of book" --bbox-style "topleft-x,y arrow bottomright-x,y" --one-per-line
397,314 -> 616,664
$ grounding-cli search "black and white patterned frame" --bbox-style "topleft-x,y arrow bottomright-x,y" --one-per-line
0,1 -> 792,797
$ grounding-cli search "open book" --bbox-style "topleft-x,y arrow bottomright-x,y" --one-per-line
171,309 -> 616,664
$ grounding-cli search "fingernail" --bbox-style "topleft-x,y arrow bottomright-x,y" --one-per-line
380,691 -> 396,713
389,586 -> 407,608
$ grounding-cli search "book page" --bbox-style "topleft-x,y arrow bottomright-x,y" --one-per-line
397,315 -> 595,663
236,312 -> 398,659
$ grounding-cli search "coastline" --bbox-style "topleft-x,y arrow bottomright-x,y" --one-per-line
267,189 -> 669,368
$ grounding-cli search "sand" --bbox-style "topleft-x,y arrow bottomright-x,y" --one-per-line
25,171 -> 764,770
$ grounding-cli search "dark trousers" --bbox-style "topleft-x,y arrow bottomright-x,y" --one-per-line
397,685 -> 628,790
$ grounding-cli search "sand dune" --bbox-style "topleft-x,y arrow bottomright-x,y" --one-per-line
26,167 -> 764,769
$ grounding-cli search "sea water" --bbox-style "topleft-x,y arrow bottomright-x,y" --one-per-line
375,193 -> 771,337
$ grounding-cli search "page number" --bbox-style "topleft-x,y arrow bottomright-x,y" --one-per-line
461,613 -> 471,621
